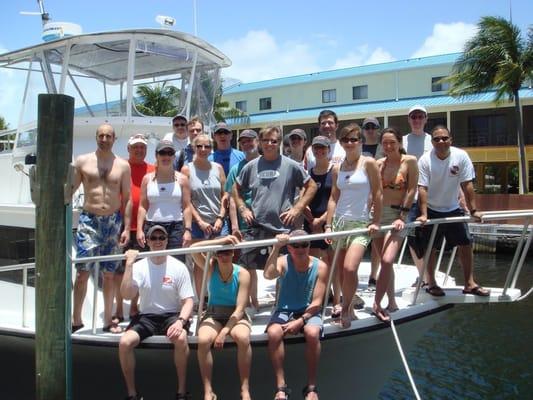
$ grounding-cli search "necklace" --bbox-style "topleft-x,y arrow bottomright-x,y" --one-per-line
218,266 -> 233,283
344,157 -> 358,169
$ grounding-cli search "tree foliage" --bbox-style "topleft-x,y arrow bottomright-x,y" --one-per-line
0,116 -> 9,130
135,83 -> 181,117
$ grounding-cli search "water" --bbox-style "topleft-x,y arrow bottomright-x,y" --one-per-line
380,252 -> 533,399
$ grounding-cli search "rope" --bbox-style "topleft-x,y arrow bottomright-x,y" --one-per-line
390,317 -> 422,400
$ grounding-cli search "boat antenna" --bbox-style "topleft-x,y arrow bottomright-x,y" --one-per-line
20,0 -> 50,26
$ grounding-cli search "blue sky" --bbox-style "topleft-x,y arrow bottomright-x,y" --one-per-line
1,0 -> 531,126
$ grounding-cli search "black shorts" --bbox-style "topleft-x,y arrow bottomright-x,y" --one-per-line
419,208 -> 472,253
117,231 -> 146,274
303,220 -> 330,250
238,225 -> 276,270
127,313 -> 190,341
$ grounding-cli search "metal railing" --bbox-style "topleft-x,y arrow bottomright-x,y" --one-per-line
1,210 -> 532,334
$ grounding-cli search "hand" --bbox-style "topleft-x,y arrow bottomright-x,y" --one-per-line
367,223 -> 380,236
310,218 -> 324,233
471,210 -> 482,222
416,215 -> 427,225
125,249 -> 139,264
136,231 -> 146,248
166,319 -> 184,339
275,233 -> 290,249
324,226 -> 333,245
392,218 -> 405,232
199,220 -> 213,237
232,229 -> 243,241
214,330 -> 227,349
221,234 -> 240,246
213,218 -> 223,233
182,230 -> 192,248
241,208 -> 255,226
280,208 -> 301,227
119,230 -> 130,247
281,318 -> 303,335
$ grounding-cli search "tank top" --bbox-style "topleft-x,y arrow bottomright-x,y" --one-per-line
335,163 -> 370,222
277,255 -> 318,313
146,175 -> 183,222
309,167 -> 333,217
188,162 -> 223,224
208,263 -> 239,306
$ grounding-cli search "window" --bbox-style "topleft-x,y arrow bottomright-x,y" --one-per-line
259,97 -> 271,110
322,89 -> 336,103
467,114 -> 509,146
352,85 -> 368,100
431,76 -> 450,92
235,100 -> 247,112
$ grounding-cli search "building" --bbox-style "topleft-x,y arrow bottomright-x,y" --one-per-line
222,53 -> 533,193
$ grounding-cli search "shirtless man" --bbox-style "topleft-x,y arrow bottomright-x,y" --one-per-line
72,124 -> 131,333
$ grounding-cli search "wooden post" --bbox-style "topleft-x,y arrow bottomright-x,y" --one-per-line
35,94 -> 74,400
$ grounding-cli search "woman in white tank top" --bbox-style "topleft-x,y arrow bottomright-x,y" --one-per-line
324,123 -> 382,328
137,140 -> 193,258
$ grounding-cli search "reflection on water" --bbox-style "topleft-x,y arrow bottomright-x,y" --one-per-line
380,252 -> 533,399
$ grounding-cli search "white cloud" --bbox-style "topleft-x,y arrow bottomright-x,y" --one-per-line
218,30 -> 321,82
412,22 -> 478,58
331,45 -> 395,69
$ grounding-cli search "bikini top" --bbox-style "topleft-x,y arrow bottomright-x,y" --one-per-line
381,157 -> 407,191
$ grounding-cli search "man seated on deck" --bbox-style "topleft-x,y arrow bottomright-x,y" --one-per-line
72,123 -> 131,334
264,230 -> 328,400
417,125 -> 489,297
119,225 -> 194,400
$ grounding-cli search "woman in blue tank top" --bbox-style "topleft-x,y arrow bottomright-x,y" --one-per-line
190,235 -> 251,400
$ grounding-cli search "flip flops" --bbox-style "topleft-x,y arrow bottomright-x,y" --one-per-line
463,286 -> 490,297
425,285 -> 445,297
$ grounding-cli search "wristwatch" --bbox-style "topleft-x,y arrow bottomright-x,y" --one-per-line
301,315 -> 309,324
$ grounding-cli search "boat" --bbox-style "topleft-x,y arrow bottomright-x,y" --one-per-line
1,4 -> 532,399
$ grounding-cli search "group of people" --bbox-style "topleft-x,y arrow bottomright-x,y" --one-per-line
71,104 -> 489,400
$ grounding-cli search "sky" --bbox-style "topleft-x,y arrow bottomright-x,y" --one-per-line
0,0 -> 531,127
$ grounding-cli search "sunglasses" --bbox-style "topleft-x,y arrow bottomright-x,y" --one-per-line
290,242 -> 310,249
340,137 -> 360,144
216,249 -> 233,255
364,125 -> 378,130
149,235 -> 167,241
174,123 -> 186,127
432,136 -> 450,143
215,131 -> 232,135
196,144 -> 212,150
261,139 -> 279,145
409,114 -> 426,120
157,149 -> 175,156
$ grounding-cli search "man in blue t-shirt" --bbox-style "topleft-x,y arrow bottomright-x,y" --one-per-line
208,122 -> 245,176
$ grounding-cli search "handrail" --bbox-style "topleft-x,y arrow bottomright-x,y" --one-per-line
1,210 -> 532,334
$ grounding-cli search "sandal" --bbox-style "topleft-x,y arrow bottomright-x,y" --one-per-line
103,322 -> 124,334
274,385 -> 291,399
463,286 -> 490,297
425,285 -> 445,297
72,323 -> 84,333
302,385 -> 319,399
175,392 -> 191,400
372,305 -> 390,323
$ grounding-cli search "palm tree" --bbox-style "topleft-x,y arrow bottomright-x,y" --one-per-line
214,79 -> 249,125
0,116 -> 9,130
446,16 -> 533,193
135,83 -> 181,117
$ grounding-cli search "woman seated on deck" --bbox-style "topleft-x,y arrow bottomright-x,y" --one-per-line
190,235 -> 252,400
372,127 -> 418,322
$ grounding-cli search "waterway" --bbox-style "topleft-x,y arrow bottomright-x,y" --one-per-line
380,252 -> 533,399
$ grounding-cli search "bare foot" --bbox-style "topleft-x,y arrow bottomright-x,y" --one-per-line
372,304 -> 390,323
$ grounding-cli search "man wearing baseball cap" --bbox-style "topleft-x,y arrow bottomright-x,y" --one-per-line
120,224 -> 194,400
286,128 -> 307,165
209,122 -> 245,176
361,117 -> 383,159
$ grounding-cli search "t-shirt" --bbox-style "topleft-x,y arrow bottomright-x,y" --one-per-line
362,143 -> 383,159
237,155 -> 310,232
132,256 -> 194,314
403,132 -> 432,160
129,161 -> 155,231
225,159 -> 252,230
163,133 -> 189,152
305,140 -> 345,169
418,147 -> 475,212
208,148 -> 245,176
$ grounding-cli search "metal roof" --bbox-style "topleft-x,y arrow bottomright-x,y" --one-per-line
224,53 -> 461,94
226,88 -> 533,125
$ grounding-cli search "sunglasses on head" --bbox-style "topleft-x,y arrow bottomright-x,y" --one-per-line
196,144 -> 212,150
340,137 -> 360,144
157,149 -> 175,156
432,136 -> 450,143
149,234 -> 167,241
290,242 -> 310,249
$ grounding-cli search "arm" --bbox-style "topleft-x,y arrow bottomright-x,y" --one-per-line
189,235 -> 240,270
120,250 -> 139,300
213,164 -> 228,233
263,234 -> 288,279
401,157 -> 419,216
119,162 -> 132,246
417,185 -> 428,223
324,166 -> 340,242
366,158 -> 382,234
72,156 -> 83,193
179,173 -> 193,247
167,296 -> 194,340
461,180 -> 481,221
280,178 -> 318,226
136,175 -> 150,248
228,197 -> 241,238
214,267 -> 251,349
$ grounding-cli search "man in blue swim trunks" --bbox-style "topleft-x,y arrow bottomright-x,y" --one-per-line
264,230 -> 328,400
72,123 -> 131,333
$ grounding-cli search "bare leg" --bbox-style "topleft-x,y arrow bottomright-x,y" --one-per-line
170,329 -> 190,396
341,244 -> 366,327
197,320 -> 220,400
72,270 -> 89,326
119,330 -> 141,396
267,324 -> 287,394
194,264 -> 204,301
230,322 -> 252,400
374,234 -> 402,321
102,272 -> 116,327
369,241 -> 380,284
114,272 -> 124,319
303,325 -> 321,389
457,244 -> 476,288
249,269 -> 259,309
